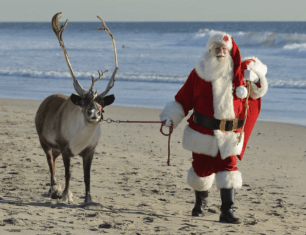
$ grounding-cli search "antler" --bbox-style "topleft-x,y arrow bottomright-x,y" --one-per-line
97,16 -> 119,98
52,13 -> 118,99
51,12 -> 87,97
85,70 -> 108,97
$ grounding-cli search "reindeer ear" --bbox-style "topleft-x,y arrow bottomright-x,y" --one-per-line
103,94 -> 115,106
70,94 -> 83,106
96,94 -> 115,107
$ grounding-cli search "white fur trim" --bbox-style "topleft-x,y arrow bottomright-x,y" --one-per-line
249,70 -> 268,99
187,167 -> 215,191
236,86 -> 248,99
215,171 -> 242,189
243,57 -> 267,76
214,131 -> 244,159
182,125 -> 219,157
182,126 -> 244,159
211,73 -> 235,119
206,33 -> 233,51
243,57 -> 268,98
159,101 -> 185,129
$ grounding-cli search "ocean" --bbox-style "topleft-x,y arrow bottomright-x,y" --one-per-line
0,21 -> 305,126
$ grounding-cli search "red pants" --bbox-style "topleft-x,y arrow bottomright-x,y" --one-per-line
192,152 -> 238,177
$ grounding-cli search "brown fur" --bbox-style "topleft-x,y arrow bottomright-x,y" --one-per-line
35,94 -> 101,204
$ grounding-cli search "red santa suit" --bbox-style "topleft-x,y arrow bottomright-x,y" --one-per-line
160,34 -> 268,192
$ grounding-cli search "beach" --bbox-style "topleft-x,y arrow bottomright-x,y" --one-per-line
0,98 -> 306,234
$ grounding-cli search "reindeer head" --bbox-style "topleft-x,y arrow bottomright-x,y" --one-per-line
52,12 -> 118,124
70,93 -> 115,123
69,69 -> 116,123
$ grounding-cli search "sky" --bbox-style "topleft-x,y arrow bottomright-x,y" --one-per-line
1,0 -> 306,22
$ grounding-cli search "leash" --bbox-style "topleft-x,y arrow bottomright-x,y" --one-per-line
103,118 -> 174,166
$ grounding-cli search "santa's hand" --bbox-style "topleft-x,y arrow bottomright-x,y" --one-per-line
161,116 -> 172,127
244,69 -> 259,84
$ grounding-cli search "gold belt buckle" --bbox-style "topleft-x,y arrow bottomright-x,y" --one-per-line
220,119 -> 238,132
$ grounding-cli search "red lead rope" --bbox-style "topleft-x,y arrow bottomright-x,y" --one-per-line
103,118 -> 174,166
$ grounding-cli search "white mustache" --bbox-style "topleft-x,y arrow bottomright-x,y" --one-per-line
215,53 -> 225,57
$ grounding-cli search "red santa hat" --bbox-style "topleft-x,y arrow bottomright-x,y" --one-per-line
231,37 -> 248,99
207,33 -> 248,99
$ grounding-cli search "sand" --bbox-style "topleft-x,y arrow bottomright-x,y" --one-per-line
0,97 -> 306,235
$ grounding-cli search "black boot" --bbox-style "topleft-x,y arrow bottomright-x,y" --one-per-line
219,189 -> 241,224
192,190 -> 208,217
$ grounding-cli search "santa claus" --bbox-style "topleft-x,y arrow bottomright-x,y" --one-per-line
160,33 -> 268,224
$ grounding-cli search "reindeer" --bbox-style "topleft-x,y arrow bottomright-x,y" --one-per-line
35,12 -> 118,204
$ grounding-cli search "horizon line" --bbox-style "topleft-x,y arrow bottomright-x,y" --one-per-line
0,20 -> 305,23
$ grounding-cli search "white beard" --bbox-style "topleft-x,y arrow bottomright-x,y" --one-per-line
202,51 -> 233,81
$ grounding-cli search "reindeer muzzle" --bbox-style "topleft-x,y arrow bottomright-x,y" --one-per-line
86,102 -> 103,124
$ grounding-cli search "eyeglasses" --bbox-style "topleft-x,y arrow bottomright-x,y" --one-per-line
213,46 -> 229,55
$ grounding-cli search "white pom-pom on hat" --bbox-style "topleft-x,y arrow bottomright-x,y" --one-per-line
236,86 -> 248,99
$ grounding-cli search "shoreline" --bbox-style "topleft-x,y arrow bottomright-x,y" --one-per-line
1,97 -> 306,234
0,96 -> 305,128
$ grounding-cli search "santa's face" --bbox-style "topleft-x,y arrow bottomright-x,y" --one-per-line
212,44 -> 229,61
203,43 -> 233,80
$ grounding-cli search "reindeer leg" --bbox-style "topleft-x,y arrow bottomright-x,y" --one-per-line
52,149 -> 61,162
61,154 -> 73,203
40,140 -> 61,199
49,149 -> 62,198
80,147 -> 98,205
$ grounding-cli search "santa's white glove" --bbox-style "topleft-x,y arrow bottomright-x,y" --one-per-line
244,69 -> 260,84
161,116 -> 172,127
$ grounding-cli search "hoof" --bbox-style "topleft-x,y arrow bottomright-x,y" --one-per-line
61,190 -> 73,204
51,191 -> 61,199
48,185 -> 62,199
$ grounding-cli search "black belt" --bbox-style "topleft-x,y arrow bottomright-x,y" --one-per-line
193,111 -> 243,132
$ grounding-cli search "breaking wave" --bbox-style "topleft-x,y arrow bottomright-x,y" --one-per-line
177,29 -> 306,51
0,68 -> 186,83
1,68 -> 305,89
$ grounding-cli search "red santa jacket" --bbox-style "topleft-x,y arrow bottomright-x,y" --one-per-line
160,57 -> 268,160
